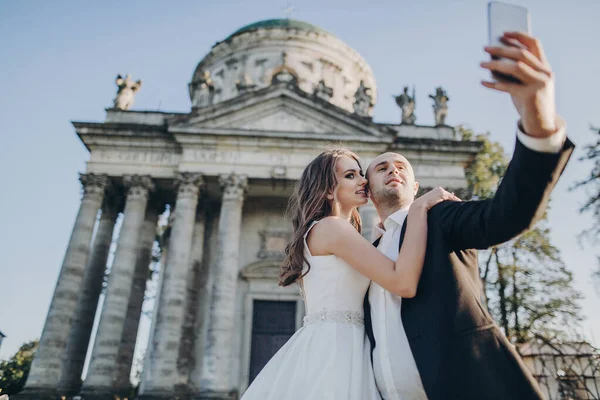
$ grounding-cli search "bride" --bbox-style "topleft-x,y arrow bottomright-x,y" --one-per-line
241,147 -> 459,399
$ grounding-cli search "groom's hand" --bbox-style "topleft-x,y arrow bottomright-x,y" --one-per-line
480,32 -> 560,138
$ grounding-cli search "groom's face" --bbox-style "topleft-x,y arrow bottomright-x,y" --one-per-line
366,152 -> 419,206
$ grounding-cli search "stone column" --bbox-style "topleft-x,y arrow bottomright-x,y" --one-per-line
189,208 -> 213,392
139,173 -> 204,399
58,194 -> 121,396
17,174 -> 109,400
198,174 -> 248,400
138,215 -> 172,396
112,196 -> 162,396
80,175 -> 154,400
178,207 -> 207,387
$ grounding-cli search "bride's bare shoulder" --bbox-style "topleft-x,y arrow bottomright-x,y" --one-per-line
313,216 -> 355,235
307,217 -> 358,254
305,217 -> 351,255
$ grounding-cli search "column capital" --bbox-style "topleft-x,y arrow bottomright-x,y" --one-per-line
123,175 -> 154,200
79,173 -> 109,198
219,173 -> 248,200
176,172 -> 204,199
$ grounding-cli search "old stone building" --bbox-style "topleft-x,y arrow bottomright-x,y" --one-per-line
17,19 -> 480,399
519,338 -> 600,400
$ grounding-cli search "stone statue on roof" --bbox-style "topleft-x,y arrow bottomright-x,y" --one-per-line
113,74 -> 142,110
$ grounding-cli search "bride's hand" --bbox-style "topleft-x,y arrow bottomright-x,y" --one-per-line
411,187 -> 461,212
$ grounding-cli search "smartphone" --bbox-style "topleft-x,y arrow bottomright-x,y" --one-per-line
488,1 -> 531,84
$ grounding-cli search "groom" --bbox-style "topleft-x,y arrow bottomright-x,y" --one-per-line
363,32 -> 573,400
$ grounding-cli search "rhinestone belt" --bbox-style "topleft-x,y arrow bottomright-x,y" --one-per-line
303,309 -> 364,327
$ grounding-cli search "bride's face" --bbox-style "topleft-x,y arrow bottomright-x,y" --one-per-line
330,156 -> 368,208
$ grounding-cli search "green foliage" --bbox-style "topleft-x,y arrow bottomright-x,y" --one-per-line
0,340 -> 38,395
458,126 -> 583,343
457,126 -> 507,199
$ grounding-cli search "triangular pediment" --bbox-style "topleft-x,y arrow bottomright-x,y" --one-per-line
169,84 -> 385,137
216,103 -> 340,133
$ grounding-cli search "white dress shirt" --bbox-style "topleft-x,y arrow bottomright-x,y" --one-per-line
368,124 -> 567,400
369,207 -> 428,400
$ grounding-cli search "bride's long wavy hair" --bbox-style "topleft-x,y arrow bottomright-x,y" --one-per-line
279,147 -> 363,287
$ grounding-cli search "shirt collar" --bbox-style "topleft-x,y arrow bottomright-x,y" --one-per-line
386,207 -> 410,228
370,206 -> 410,242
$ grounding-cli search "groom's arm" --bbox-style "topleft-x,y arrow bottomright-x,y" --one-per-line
429,32 -> 574,251
430,127 -> 573,251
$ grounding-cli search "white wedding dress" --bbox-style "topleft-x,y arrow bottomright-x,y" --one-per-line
241,221 -> 381,399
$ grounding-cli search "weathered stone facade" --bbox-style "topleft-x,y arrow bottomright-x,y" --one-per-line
17,19 -> 480,400
518,338 -> 600,400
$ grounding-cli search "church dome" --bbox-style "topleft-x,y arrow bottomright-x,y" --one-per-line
189,18 -> 377,115
227,19 -> 330,40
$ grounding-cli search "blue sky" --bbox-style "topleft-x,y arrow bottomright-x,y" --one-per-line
1,0 -> 598,363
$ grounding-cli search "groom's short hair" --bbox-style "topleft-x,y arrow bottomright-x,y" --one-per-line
366,152 -> 410,180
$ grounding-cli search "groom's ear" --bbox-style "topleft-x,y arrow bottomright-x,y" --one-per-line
413,181 -> 419,196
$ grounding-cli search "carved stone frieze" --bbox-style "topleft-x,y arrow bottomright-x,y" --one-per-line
94,150 -> 180,166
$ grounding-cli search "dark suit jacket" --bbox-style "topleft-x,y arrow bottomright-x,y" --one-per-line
364,137 -> 574,400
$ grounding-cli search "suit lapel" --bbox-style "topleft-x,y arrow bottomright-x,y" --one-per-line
397,218 -> 425,341
398,218 -> 408,252
363,236 -> 381,361
398,220 -> 411,315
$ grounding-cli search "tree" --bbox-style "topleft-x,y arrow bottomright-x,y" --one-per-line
483,219 -> 583,342
0,340 -> 38,396
458,126 -> 583,343
459,127 -> 507,200
572,126 -> 600,279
